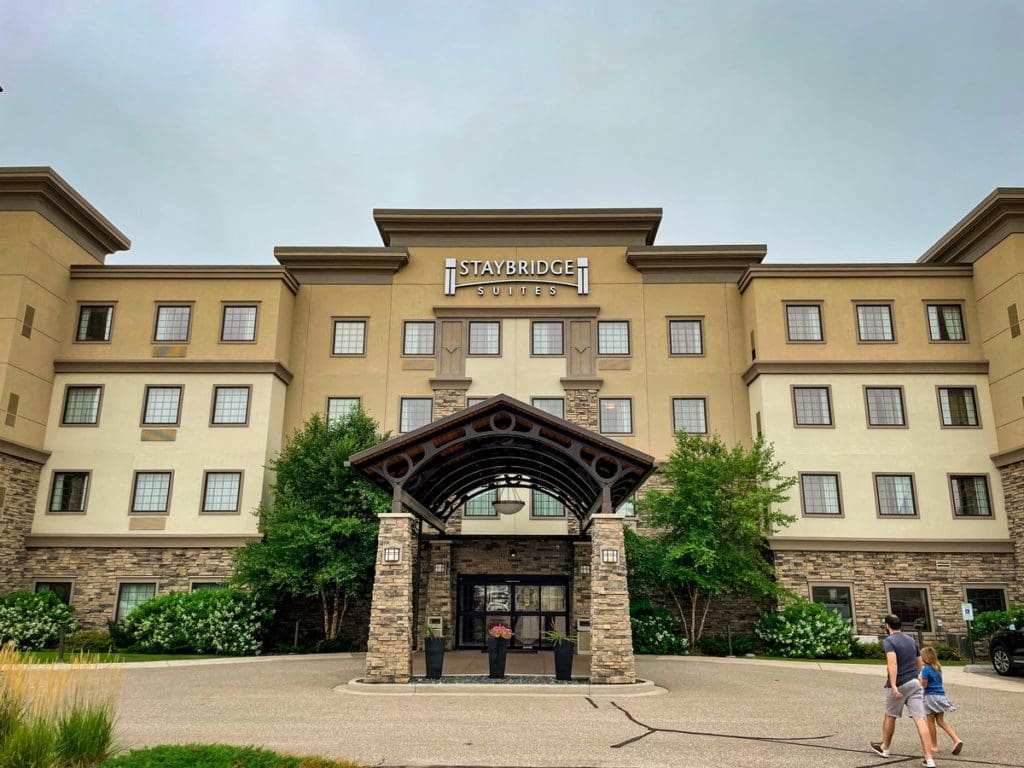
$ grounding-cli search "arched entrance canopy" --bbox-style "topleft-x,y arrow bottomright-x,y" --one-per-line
349,395 -> 655,532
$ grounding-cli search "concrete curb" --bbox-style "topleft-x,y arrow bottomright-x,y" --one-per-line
3,652 -> 355,671
337,675 -> 667,697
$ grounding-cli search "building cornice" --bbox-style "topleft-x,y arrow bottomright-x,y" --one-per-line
373,207 -> 663,247
0,436 -> 50,465
742,360 -> 989,385
991,445 -> 1024,468
433,305 -> 600,319
25,534 -> 260,548
0,167 -> 130,262
53,359 -> 294,385
71,264 -> 299,294
627,245 -> 766,284
737,263 -> 973,293
274,247 -> 409,285
919,188 -> 1024,264
769,537 -> 1015,553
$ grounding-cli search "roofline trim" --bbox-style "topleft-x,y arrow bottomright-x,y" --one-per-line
918,187 -> 1024,264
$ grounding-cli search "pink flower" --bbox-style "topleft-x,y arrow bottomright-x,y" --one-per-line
488,624 -> 514,640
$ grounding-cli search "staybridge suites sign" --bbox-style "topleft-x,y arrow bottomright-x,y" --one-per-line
444,257 -> 589,297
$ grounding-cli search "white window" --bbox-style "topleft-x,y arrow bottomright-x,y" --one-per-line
793,387 -> 832,426
599,398 -> 633,434
800,474 -> 841,515
212,386 -> 250,425
938,387 -> 979,427
531,322 -> 563,356
950,475 -> 992,517
786,304 -> 823,342
468,321 -> 500,355
927,304 -> 965,341
598,321 -> 630,356
116,583 -> 156,621
856,304 -> 894,342
221,305 -> 257,342
76,305 -> 113,342
403,322 -> 435,355
668,319 -> 703,355
464,489 -> 497,517
332,320 -> 366,355
876,475 -> 917,516
62,386 -> 101,425
143,386 -> 182,426
531,398 -> 565,419
132,472 -> 172,513
672,397 -> 707,434
531,490 -> 565,517
467,397 -> 490,407
154,305 -> 191,342
400,398 -> 433,432
865,387 -> 905,426
327,397 -> 361,425
202,472 -> 242,513
49,472 -> 89,513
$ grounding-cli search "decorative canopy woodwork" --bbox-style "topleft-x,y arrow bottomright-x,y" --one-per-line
349,395 -> 655,532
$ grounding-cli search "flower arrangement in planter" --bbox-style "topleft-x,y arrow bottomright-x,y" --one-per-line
487,624 -> 514,678
544,630 -> 577,681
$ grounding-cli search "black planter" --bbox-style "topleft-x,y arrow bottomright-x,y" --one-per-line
553,641 -> 575,681
424,636 -> 445,679
487,636 -> 508,679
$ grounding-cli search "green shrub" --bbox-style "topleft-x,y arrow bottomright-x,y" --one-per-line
932,643 -> 962,661
849,641 -> 886,660
0,717 -> 57,768
756,600 -> 853,659
116,589 -> 271,656
730,632 -> 757,655
64,630 -> 116,654
97,744 -> 362,767
0,590 -> 78,650
629,603 -> 688,655
697,635 -> 730,657
55,701 -> 116,767
972,604 -> 1024,640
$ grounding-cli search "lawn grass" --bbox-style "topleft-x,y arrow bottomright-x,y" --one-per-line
98,744 -> 361,767
23,651 -> 224,664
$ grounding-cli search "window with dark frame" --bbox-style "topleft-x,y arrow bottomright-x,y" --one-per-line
221,305 -> 257,342
865,387 -> 905,426
927,304 -> 966,341
965,588 -> 1006,615
531,398 -> 565,418
468,321 -> 500,355
49,472 -> 89,513
938,387 -> 978,426
793,387 -> 832,426
154,305 -> 191,342
599,398 -> 632,434
531,322 -> 563,356
889,586 -> 931,631
76,305 -> 113,342
786,304 -> 823,342
672,397 -> 708,434
876,475 -> 916,516
800,474 -> 841,515
326,397 -> 360,425
35,582 -> 72,605
403,321 -> 435,355
132,472 -> 172,513
332,320 -> 366,355
811,585 -> 852,623
191,582 -> 228,592
143,386 -> 182,426
202,472 -> 242,513
466,397 -> 489,407
116,583 -> 156,621
212,386 -> 250,425
856,304 -> 894,342
62,386 -> 101,425
668,319 -> 703,355
531,490 -> 565,517
464,488 -> 497,517
399,398 -> 433,432
598,321 -> 630,356
950,475 -> 992,517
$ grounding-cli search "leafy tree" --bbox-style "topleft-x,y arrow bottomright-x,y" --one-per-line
232,409 -> 391,641
626,432 -> 796,647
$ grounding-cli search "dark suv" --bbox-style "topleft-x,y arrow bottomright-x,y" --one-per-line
989,622 -> 1024,676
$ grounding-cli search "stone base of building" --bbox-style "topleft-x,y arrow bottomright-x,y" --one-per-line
0,450 -> 42,594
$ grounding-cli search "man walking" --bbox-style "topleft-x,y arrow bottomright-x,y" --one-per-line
871,614 -> 936,766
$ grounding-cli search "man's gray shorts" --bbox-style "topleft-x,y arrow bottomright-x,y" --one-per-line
885,679 -> 925,718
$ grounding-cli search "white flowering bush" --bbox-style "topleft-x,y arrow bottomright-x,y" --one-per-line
630,604 -> 689,655
117,589 -> 271,656
0,590 -> 78,649
756,600 -> 852,659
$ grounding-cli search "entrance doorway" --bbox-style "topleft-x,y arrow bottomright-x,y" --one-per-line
457,575 -> 569,650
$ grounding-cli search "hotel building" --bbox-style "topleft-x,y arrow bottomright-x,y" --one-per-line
0,167 -> 1021,659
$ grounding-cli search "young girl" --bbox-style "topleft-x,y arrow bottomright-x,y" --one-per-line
920,646 -> 964,755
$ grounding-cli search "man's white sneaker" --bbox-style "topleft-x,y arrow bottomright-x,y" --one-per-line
870,742 -> 890,757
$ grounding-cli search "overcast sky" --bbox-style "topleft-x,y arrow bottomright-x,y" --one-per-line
2,1 -> 1022,265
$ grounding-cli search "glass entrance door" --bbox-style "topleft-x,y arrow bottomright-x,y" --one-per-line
457,577 -> 569,650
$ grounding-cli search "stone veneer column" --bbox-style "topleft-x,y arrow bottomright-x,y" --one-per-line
999,458 -> 1024,599
589,513 -> 635,683
424,540 -> 455,649
0,451 -> 42,594
564,388 -> 599,431
432,388 -> 467,419
571,541 -> 592,641
365,513 -> 416,683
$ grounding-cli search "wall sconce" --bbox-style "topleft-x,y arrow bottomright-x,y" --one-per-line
509,547 -> 517,560
383,547 -> 401,563
579,564 -> 591,575
601,548 -> 619,564
433,562 -> 447,574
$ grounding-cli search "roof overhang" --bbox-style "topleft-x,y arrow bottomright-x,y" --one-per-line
918,187 -> 1024,264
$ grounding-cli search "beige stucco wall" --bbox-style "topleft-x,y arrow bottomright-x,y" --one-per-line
32,372 -> 284,536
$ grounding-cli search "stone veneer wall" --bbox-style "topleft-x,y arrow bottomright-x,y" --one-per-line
0,452 -> 39,595
774,549 -> 1023,641
433,388 -> 467,419
22,546 -> 235,628
416,539 -> 454,649
572,541 -> 591,637
452,537 -> 573,577
589,514 -> 635,683
999,459 -> 1024,597
564,388 -> 599,432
